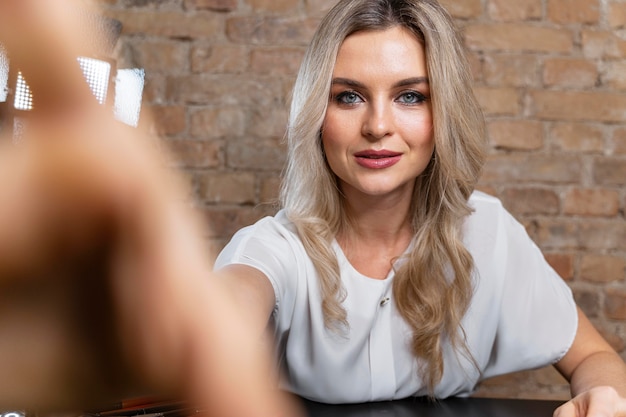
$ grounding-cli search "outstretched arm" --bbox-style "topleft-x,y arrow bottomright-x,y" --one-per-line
553,307 -> 626,417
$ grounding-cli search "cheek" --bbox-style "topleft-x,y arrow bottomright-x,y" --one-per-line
320,133 -> 341,173
399,113 -> 434,148
320,124 -> 349,177
321,112 -> 348,156
321,111 -> 345,143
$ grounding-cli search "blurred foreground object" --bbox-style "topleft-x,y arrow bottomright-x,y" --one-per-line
0,1 -> 297,416
0,9 -> 144,144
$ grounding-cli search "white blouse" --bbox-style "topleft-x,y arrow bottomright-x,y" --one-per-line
214,191 -> 577,404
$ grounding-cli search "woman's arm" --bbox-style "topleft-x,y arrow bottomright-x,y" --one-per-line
215,264 -> 278,339
553,307 -> 626,416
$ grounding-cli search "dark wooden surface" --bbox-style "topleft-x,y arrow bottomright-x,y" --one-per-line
301,396 -> 564,417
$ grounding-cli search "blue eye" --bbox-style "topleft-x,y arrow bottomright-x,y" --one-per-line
335,91 -> 363,105
397,91 -> 427,105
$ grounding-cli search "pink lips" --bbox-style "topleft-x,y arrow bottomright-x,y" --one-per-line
354,150 -> 402,169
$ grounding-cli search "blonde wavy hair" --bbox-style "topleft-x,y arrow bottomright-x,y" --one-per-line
280,0 -> 486,394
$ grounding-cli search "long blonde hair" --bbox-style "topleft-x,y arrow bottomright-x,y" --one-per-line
280,0 -> 486,394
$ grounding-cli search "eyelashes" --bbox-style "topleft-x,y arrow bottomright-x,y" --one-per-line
332,90 -> 429,106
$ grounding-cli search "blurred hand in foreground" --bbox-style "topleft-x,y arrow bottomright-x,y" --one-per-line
0,1 -> 296,416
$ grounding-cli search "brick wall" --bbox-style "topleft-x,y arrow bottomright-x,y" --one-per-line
100,0 -> 626,401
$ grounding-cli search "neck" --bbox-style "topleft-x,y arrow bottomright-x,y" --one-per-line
339,190 -> 413,246
337,194 -> 414,280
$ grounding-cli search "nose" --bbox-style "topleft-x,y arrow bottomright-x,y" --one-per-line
361,100 -> 394,141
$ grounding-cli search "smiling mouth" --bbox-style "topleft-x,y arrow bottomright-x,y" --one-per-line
354,151 -> 401,159
354,152 -> 402,169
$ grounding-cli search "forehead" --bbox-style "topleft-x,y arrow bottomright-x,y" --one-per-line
332,26 -> 427,79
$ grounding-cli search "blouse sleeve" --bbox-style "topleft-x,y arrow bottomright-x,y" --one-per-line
213,214 -> 302,314
465,193 -> 578,381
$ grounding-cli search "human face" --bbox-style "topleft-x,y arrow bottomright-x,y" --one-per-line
322,26 -> 434,202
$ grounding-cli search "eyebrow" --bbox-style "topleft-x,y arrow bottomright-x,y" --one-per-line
331,76 -> 429,89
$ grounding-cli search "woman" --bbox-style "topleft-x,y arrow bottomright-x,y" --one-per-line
215,0 -> 626,415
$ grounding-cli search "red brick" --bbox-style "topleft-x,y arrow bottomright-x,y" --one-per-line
250,47 -> 305,76
612,128 -> 626,154
105,10 -> 222,38
549,123 -> 604,153
118,0 -> 181,7
467,52 -> 484,83
605,288 -> 626,320
140,73 -> 166,104
439,0 -> 483,19
609,2 -> 626,29
543,58 -> 598,88
582,30 -> 626,59
544,252 -> 575,280
487,0 -> 542,22
533,366 -> 568,386
166,74 -> 284,107
473,371 -> 534,396
481,154 -> 582,184
593,157 -> 626,186
563,188 -> 620,217
464,24 -> 573,53
248,0 -> 299,13
602,61 -> 626,91
475,184 -> 497,196
487,120 -> 543,150
260,175 -> 281,204
191,44 -> 249,74
473,87 -> 520,116
474,368 -> 569,400
184,0 -> 237,11
189,107 -> 247,139
573,289 -> 601,318
164,139 -> 222,168
200,206 -> 271,239
592,322 -> 626,352
226,16 -> 319,45
127,40 -> 189,73
547,0 -> 600,24
226,138 -> 286,171
248,106 -> 289,138
500,187 -> 559,215
197,172 -> 256,204
305,0 -> 339,16
529,91 -> 626,123
579,220 -> 626,251
532,219 -> 579,249
482,54 -> 540,87
581,255 -> 626,283
149,104 -> 187,135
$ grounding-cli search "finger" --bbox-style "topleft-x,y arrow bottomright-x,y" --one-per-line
0,0 -> 98,113
556,387 -> 626,417
553,400 -> 577,417
583,387 -> 623,417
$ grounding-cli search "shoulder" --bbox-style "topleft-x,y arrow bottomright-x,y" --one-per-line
214,209 -> 303,269
225,210 -> 298,245
468,190 -> 507,218
465,191 -> 514,236
463,190 -> 533,259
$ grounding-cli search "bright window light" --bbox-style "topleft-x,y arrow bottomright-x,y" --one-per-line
77,56 -> 111,105
14,72 -> 33,111
114,68 -> 144,127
